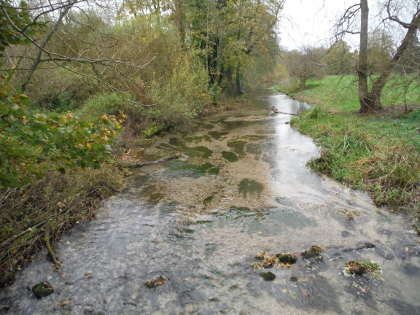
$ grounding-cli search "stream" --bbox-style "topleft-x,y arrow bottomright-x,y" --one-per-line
1,92 -> 419,314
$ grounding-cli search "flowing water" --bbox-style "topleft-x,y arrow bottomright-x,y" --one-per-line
1,93 -> 419,315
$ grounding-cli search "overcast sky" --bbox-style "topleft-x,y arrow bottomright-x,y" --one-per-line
278,0 -> 353,50
277,0 -> 384,50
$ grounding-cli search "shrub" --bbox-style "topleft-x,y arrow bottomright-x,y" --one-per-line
80,92 -> 140,118
147,54 -> 211,126
0,84 -> 123,188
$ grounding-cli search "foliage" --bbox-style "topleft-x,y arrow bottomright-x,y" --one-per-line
323,40 -> 354,75
80,92 -> 138,118
147,54 -> 211,125
0,84 -> 123,188
0,0 -> 41,54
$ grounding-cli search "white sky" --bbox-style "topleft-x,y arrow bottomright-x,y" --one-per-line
277,0 -> 381,50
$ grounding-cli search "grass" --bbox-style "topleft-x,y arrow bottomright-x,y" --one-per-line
274,75 -> 419,215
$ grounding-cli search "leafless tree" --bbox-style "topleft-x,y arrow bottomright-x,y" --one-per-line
1,0 -> 153,90
336,0 -> 420,113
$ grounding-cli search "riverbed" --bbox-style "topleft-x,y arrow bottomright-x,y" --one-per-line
1,92 -> 419,314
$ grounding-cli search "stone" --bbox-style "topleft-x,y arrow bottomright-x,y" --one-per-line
276,253 -> 298,265
144,275 -> 166,288
32,281 -> 54,299
345,261 -> 367,276
260,271 -> 276,281
301,245 -> 323,259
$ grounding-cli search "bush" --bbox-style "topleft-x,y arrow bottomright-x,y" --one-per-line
80,92 -> 140,118
0,84 -> 123,188
147,54 -> 211,126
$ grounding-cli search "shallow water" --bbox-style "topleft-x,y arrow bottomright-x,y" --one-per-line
1,93 -> 419,315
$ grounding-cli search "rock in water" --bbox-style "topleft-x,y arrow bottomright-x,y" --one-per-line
260,271 -> 276,281
32,281 -> 54,299
144,275 -> 167,288
345,261 -> 367,276
302,245 -> 323,259
276,253 -> 298,264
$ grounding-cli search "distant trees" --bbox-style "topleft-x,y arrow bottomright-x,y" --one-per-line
283,46 -> 326,89
323,40 -> 354,75
185,0 -> 284,95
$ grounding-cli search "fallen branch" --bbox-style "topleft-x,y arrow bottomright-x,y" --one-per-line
121,155 -> 181,169
44,227 -> 61,268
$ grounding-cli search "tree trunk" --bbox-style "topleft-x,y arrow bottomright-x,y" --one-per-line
174,0 -> 185,47
367,13 -> 420,108
358,0 -> 373,113
235,63 -> 242,95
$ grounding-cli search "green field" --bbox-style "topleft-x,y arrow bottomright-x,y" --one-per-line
275,75 -> 419,216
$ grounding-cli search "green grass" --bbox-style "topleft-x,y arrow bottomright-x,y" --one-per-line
274,75 -> 419,214
274,74 -> 420,112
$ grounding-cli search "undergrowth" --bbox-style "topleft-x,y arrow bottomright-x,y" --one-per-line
0,165 -> 124,287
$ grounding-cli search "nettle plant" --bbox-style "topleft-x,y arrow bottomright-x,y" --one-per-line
0,83 -> 123,188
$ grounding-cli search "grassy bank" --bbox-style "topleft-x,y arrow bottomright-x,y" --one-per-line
274,75 -> 419,218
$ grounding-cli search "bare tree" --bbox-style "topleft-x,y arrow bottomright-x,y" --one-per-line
336,0 -> 420,113
1,0 -> 153,91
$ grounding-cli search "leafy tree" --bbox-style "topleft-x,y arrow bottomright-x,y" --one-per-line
324,40 -> 354,75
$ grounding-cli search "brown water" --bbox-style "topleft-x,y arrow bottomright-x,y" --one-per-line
1,92 -> 419,315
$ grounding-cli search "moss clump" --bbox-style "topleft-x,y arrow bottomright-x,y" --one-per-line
227,140 -> 247,157
222,151 -> 239,162
144,275 -> 167,288
260,271 -> 276,281
238,179 -> 264,197
301,245 -> 323,259
32,281 -> 54,299
276,253 -> 298,265
344,260 -> 381,277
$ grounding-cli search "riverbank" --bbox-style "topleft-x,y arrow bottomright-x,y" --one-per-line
274,75 -> 419,230
0,93 -> 265,288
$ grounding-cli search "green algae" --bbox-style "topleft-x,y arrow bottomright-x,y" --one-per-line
208,131 -> 228,140
227,140 -> 247,157
169,137 -> 185,146
183,146 -> 213,158
171,161 -> 220,177
203,192 -> 217,206
238,179 -> 264,197
142,185 -> 164,204
222,151 -> 239,162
